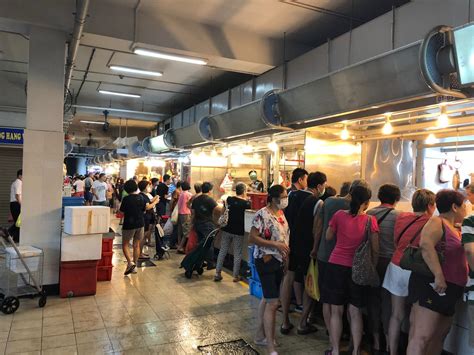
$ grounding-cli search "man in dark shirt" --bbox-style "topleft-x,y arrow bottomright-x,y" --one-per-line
155,174 -> 171,217
191,181 -> 221,269
120,180 -> 146,275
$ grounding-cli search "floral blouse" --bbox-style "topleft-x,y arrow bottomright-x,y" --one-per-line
251,207 -> 290,262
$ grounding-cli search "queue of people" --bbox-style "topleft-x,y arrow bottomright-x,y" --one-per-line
248,167 -> 474,355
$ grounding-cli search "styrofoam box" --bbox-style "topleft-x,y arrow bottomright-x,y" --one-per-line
61,233 -> 102,262
4,246 -> 42,273
64,206 -> 110,235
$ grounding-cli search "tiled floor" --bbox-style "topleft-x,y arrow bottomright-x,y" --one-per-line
0,243 -> 331,355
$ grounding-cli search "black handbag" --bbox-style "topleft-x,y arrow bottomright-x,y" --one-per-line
399,220 -> 445,278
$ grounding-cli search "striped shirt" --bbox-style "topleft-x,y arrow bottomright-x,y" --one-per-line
462,216 -> 474,301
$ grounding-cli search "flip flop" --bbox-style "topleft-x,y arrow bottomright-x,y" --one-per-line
297,324 -> 318,335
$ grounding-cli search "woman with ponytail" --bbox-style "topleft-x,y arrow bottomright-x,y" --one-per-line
321,185 -> 380,355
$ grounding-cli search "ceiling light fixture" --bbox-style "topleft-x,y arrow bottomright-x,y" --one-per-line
382,113 -> 394,135
268,141 -> 279,152
340,125 -> 350,140
134,48 -> 208,65
426,133 -> 439,145
109,65 -> 163,77
98,90 -> 141,98
436,105 -> 450,128
80,120 -> 105,125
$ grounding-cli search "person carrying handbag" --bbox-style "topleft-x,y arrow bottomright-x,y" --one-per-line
322,185 -> 379,355
406,189 -> 468,355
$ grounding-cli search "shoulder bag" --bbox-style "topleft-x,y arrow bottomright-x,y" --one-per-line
399,220 -> 445,278
218,199 -> 230,227
352,216 -> 380,287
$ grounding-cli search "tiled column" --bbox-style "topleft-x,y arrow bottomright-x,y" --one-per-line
20,26 -> 66,286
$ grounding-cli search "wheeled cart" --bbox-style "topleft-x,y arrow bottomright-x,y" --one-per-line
0,229 -> 47,314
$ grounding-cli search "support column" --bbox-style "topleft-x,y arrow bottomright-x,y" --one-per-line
21,27 -> 66,287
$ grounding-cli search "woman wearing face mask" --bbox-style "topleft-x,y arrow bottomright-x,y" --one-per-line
249,185 -> 290,355
322,185 -> 379,355
407,189 -> 468,355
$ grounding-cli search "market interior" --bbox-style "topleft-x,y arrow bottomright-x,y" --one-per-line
1,0 -> 474,354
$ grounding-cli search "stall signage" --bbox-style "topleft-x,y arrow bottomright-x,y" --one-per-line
0,128 -> 24,145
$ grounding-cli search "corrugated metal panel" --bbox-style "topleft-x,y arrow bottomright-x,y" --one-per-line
182,107 -> 195,127
350,12 -> 392,64
329,32 -> 350,71
195,100 -> 210,121
172,113 -> 182,129
0,147 -> 23,224
241,80 -> 254,104
255,67 -> 284,99
394,1 -> 469,48
287,43 -> 329,89
230,86 -> 242,109
211,91 -> 229,115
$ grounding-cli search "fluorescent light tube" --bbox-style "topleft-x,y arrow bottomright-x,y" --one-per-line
109,65 -> 163,77
98,90 -> 141,98
134,48 -> 207,65
80,120 -> 105,125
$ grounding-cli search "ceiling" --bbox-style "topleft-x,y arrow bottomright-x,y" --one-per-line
0,0 -> 410,129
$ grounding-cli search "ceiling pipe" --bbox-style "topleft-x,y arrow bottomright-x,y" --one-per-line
65,0 -> 90,91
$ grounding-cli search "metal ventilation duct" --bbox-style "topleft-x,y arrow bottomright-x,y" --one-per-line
167,25 -> 473,148
208,90 -> 290,141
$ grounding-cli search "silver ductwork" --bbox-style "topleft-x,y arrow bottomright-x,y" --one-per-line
167,25 -> 473,149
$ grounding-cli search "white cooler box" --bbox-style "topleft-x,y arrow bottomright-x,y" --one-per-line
61,233 -> 102,262
64,206 -> 110,235
4,246 -> 42,273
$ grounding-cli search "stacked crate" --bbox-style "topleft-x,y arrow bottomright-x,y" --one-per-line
248,245 -> 263,299
60,206 -> 110,297
97,237 -> 114,281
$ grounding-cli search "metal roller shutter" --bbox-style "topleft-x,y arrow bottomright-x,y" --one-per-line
0,147 -> 23,225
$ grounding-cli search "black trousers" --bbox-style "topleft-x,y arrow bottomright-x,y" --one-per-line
9,201 -> 21,243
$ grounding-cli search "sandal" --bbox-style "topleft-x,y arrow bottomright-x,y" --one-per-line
280,323 -> 294,335
253,338 -> 280,347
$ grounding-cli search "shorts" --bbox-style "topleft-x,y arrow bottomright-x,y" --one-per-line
320,262 -> 368,308
256,256 -> 284,300
122,227 -> 144,243
318,260 -> 328,295
84,190 -> 93,202
288,250 -> 311,277
407,273 -> 464,317
383,262 -> 412,297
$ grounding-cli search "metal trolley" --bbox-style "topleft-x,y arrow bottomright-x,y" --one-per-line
0,229 -> 47,314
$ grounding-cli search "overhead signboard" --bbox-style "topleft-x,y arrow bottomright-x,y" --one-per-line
0,127 -> 24,145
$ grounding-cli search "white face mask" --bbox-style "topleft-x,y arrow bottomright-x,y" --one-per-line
319,188 -> 326,197
276,197 -> 289,210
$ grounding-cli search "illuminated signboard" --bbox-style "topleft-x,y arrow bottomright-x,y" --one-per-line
0,128 -> 24,145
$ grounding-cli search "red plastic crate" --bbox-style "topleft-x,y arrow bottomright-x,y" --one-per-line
98,251 -> 113,267
97,266 -> 113,281
60,260 -> 98,298
102,238 -> 114,254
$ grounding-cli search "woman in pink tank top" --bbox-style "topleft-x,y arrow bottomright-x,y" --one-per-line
407,189 -> 468,355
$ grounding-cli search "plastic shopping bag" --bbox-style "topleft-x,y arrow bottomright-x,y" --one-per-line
15,214 -> 21,228
171,204 -> 179,225
305,259 -> 320,301
163,218 -> 174,236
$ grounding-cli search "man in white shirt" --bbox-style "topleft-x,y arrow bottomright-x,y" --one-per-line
92,173 -> 109,206
73,176 -> 85,197
9,169 -> 22,242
